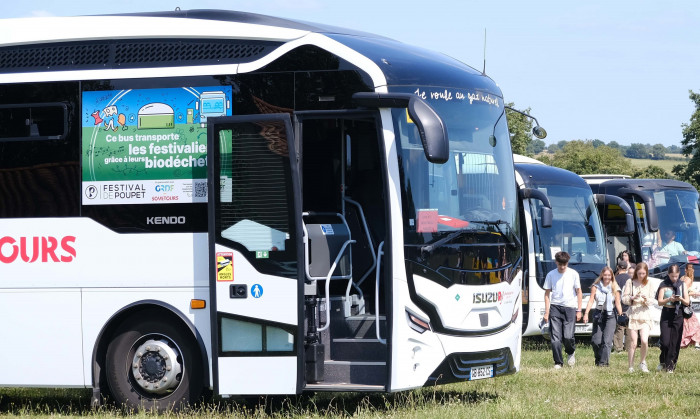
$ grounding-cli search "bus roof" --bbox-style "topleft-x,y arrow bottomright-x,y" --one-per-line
512,154 -> 545,165
579,174 -> 631,181
515,162 -> 590,190
585,178 -> 697,194
0,9 -> 500,95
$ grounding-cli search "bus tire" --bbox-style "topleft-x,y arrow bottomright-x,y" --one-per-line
105,313 -> 203,412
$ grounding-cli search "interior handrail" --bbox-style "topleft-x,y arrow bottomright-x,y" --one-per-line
375,241 -> 386,344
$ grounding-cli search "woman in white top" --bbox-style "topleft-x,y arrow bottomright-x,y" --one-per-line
621,262 -> 656,373
583,266 -> 623,366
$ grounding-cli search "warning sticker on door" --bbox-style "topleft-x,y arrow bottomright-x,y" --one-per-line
216,252 -> 233,282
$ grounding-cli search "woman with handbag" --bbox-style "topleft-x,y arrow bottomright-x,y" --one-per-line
583,266 -> 623,366
680,264 -> 700,349
621,262 -> 656,373
656,264 -> 690,373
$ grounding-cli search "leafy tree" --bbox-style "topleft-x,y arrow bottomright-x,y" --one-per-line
674,90 -> 700,189
526,139 -> 546,155
547,143 -> 560,153
651,144 -> 666,160
591,139 -> 605,148
607,141 -> 621,150
668,144 -> 681,154
505,102 -> 534,155
536,154 -> 553,165
626,143 -> 650,159
633,165 -> 671,179
548,140 -> 634,176
673,163 -> 700,190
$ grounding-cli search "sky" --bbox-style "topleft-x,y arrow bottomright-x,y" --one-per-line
2,0 -> 699,148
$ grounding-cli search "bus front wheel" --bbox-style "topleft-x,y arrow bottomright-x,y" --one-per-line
105,312 -> 203,412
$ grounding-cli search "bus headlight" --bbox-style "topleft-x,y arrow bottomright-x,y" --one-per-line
406,310 -> 431,334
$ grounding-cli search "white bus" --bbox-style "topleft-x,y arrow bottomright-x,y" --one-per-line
0,10 -> 523,410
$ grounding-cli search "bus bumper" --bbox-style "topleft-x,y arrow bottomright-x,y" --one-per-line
423,347 -> 515,386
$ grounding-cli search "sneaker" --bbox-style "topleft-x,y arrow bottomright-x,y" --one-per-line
695,344 -> 700,350
640,362 -> 649,373
554,364 -> 562,370
567,352 -> 576,367
628,367 -> 635,373
667,369 -> 674,374
656,363 -> 666,372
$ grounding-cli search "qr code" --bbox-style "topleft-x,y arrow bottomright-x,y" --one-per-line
194,182 -> 207,198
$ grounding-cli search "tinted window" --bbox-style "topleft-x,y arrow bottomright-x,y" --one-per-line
0,82 -> 79,218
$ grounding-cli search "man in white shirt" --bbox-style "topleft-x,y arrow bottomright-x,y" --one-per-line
544,251 -> 583,369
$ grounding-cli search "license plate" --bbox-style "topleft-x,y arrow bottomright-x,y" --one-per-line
575,324 -> 591,334
470,365 -> 493,380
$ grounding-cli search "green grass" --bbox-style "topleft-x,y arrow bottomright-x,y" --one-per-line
2,339 -> 699,417
628,158 -> 686,172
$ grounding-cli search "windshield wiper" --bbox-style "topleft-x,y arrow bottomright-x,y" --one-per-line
466,220 -> 522,250
421,230 -> 468,255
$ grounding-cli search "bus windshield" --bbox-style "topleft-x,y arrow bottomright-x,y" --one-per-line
530,184 -> 607,288
392,86 -> 518,243
392,86 -> 520,285
642,189 -> 700,270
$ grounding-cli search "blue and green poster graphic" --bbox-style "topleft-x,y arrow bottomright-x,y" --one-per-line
82,86 -> 232,205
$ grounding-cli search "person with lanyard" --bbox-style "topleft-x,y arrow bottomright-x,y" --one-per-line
621,262 -> 656,373
583,266 -> 623,366
657,264 -> 690,372
543,251 -> 583,369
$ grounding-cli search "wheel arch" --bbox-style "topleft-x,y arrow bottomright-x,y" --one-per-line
91,300 -> 210,404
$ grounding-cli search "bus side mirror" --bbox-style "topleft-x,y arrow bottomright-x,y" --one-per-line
352,92 -> 449,164
595,194 -> 635,235
625,213 -> 634,234
407,96 -> 448,164
618,188 -> 658,232
519,187 -> 552,228
541,207 -> 553,229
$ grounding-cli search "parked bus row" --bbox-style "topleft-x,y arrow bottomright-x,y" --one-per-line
516,158 -> 700,339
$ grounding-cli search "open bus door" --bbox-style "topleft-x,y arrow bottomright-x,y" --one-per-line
207,114 -> 304,396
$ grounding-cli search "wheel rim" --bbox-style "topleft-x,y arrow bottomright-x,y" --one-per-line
129,335 -> 183,396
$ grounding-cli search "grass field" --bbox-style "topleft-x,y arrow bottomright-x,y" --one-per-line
627,158 -> 686,172
2,338 -> 700,417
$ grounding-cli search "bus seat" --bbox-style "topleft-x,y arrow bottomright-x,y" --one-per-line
303,213 -> 352,281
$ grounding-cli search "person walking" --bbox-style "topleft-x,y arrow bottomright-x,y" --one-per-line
680,264 -> 700,349
543,251 -> 582,369
613,260 -> 631,353
656,264 -> 689,372
621,262 -> 655,373
617,250 -> 636,270
583,266 -> 623,366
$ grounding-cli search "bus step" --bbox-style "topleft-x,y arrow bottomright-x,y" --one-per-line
321,360 -> 386,386
332,314 -> 386,339
330,337 -> 387,362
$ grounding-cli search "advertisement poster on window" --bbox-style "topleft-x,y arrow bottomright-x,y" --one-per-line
81,86 -> 232,205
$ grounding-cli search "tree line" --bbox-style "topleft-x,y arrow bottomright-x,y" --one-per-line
539,141 -> 681,160
506,90 -> 700,190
